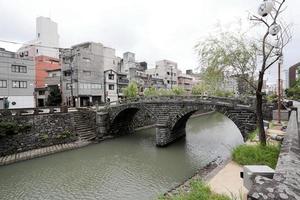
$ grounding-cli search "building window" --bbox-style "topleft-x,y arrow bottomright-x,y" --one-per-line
66,83 -> 72,90
11,65 -> 27,73
36,49 -> 39,53
0,80 -> 7,88
38,90 -> 45,95
109,84 -> 114,90
167,72 -> 170,75
38,33 -> 40,38
167,80 -> 170,84
12,81 -> 27,88
83,70 -> 91,76
108,74 -> 115,80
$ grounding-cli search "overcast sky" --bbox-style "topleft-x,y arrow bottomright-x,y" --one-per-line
0,0 -> 299,84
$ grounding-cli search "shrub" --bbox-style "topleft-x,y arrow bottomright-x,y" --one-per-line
159,181 -> 231,200
172,86 -> 186,96
232,144 -> 280,169
0,121 -> 32,138
122,81 -> 138,98
144,86 -> 159,96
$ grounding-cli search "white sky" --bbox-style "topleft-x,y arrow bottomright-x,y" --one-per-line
0,0 -> 299,84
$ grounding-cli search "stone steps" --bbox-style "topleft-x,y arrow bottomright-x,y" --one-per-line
73,112 -> 96,142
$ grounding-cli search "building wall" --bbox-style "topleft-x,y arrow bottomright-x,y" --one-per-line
147,60 -> 178,89
18,17 -> 59,59
61,42 -> 105,106
289,62 -> 300,87
103,47 -> 118,71
122,52 -> 136,73
0,48 -> 35,108
35,56 -> 60,88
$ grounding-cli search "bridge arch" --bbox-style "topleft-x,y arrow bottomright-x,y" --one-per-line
108,104 -> 157,136
156,103 -> 256,146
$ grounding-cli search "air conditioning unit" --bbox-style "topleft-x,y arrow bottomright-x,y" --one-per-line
241,165 -> 275,190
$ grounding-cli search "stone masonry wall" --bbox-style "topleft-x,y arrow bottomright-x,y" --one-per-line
0,113 -> 78,156
248,111 -> 300,200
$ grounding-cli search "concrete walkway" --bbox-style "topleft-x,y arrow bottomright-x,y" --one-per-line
0,140 -> 90,166
208,161 -> 247,200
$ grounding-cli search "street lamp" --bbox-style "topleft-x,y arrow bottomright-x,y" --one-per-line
258,0 -> 274,17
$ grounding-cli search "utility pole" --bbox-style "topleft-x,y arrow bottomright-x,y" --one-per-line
170,66 -> 173,89
277,55 -> 282,124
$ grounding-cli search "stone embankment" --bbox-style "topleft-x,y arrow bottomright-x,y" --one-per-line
163,157 -> 225,198
248,110 -> 300,200
0,140 -> 89,166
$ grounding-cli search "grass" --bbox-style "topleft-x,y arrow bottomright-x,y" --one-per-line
159,181 -> 231,200
247,128 -> 258,142
232,144 -> 280,169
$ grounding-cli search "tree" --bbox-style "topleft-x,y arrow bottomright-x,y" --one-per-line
249,0 -> 291,145
192,83 -> 207,95
172,86 -> 186,95
122,81 -> 138,98
47,86 -> 62,106
144,86 -> 159,96
195,27 -> 258,96
196,1 -> 291,146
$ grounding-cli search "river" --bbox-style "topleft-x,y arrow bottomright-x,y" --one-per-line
0,112 -> 244,200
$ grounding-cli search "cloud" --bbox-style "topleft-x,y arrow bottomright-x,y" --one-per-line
0,0 -> 299,83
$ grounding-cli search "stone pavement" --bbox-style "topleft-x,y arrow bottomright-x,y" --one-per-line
0,140 -> 90,166
208,161 -> 247,199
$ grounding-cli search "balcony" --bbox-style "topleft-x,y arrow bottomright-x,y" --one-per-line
118,78 -> 129,85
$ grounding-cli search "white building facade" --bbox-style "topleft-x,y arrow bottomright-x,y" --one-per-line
146,60 -> 178,89
18,16 -> 60,59
0,48 -> 35,109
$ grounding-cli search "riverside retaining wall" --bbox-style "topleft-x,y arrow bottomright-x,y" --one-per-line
0,113 -> 78,156
248,110 -> 300,200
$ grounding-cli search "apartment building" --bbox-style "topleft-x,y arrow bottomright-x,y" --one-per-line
61,42 -> 105,107
104,70 -> 129,102
177,73 -> 193,92
18,16 -> 60,59
0,48 -> 35,109
146,60 -> 178,89
289,62 -> 300,87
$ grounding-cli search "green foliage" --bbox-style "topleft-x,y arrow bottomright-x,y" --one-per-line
214,90 -> 234,97
172,86 -> 186,95
144,86 -> 186,96
0,122 -> 32,138
266,94 -> 278,103
123,81 -> 138,98
195,28 -> 258,96
232,144 -> 280,169
41,133 -> 49,141
47,85 -> 62,106
158,88 -> 175,96
144,86 -> 159,96
192,83 -> 207,95
57,130 -> 72,139
247,128 -> 258,142
285,81 -> 300,100
159,181 -> 231,200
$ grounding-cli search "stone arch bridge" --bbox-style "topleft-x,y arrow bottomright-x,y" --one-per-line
96,96 -> 257,147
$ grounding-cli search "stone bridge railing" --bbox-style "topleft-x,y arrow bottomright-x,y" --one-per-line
0,106 -> 68,116
248,110 -> 300,200
101,95 -> 255,110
